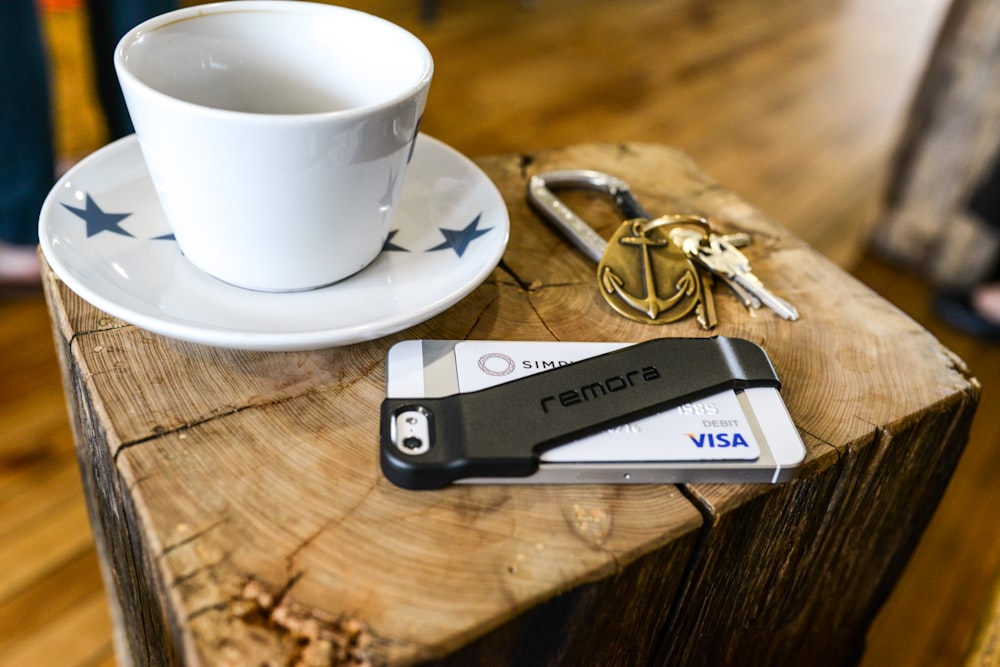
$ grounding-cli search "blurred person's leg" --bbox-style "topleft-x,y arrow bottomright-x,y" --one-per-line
0,0 -> 55,284
934,155 -> 1000,338
86,0 -> 177,139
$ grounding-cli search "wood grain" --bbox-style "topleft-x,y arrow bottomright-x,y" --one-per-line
42,142 -> 979,665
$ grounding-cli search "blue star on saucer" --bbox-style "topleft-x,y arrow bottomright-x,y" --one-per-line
429,213 -> 491,257
383,230 -> 408,253
61,194 -> 134,238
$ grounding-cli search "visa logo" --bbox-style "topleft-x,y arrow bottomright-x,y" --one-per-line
686,432 -> 750,448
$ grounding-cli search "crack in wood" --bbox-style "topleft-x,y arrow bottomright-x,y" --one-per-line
160,518 -> 228,557
231,574 -> 380,667
284,482 -> 377,578
650,483 -> 719,662
67,318 -> 131,346
185,600 -> 230,622
798,426 -> 840,461
497,259 -> 532,291
111,377 -> 354,462
525,296 -> 560,341
616,143 -> 642,159
518,153 -> 535,178
501,258 -> 591,293
170,551 -> 233,588
460,291 -> 502,340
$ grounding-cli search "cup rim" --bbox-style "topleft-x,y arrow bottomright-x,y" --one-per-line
114,0 -> 434,122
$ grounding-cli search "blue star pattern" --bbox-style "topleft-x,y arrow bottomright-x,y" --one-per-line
61,193 -> 490,258
382,230 -> 409,253
428,213 -> 492,257
61,194 -> 134,238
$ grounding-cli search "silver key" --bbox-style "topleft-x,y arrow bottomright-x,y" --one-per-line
676,232 -> 799,321
668,228 -> 760,310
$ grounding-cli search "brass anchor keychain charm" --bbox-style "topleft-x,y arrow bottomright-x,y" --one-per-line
527,170 -> 719,328
599,214 -> 714,325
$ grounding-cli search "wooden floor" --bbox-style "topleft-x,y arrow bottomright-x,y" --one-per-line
3,0 -> 998,665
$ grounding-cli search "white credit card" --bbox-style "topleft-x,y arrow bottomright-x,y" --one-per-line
386,340 -> 806,484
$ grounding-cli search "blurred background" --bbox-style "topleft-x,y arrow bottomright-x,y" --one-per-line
2,0 -> 998,665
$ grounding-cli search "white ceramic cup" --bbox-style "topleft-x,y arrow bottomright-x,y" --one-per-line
114,1 -> 433,291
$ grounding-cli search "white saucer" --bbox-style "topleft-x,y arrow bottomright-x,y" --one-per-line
39,134 -> 509,351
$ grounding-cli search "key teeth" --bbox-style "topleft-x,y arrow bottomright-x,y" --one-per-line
777,303 -> 800,321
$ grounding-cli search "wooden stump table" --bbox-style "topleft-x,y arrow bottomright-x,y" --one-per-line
43,143 -> 979,666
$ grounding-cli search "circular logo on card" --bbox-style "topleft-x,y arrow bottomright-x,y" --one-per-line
478,352 -> 516,376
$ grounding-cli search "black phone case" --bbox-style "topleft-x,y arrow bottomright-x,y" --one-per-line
380,336 -> 780,490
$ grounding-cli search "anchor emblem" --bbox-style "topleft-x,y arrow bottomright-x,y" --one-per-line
525,171 -> 718,327
597,217 -> 708,324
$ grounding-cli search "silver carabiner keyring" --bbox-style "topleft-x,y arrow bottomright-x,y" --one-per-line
526,170 -> 652,263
